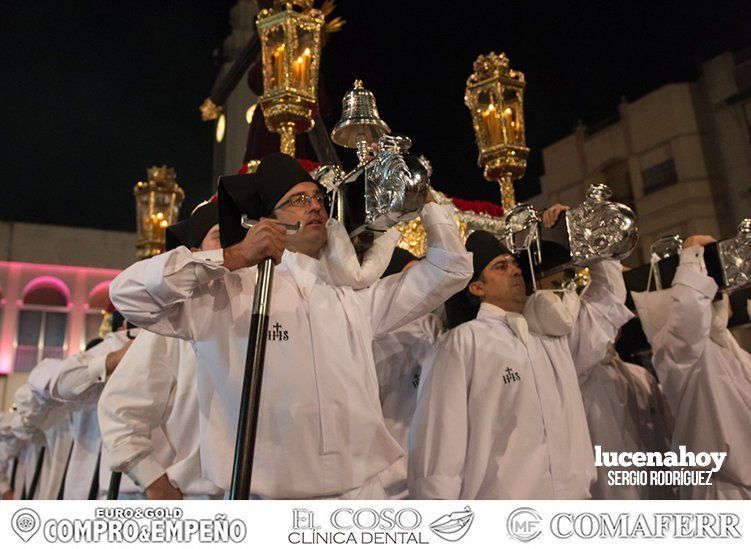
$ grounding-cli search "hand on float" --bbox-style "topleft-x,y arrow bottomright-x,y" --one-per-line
542,204 -> 570,228
683,235 -> 716,248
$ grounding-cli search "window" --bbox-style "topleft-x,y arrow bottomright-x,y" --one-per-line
642,159 -> 678,195
84,281 -> 112,347
14,277 -> 70,373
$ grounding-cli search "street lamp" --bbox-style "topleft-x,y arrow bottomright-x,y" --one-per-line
256,0 -> 325,156
133,166 -> 184,259
465,51 -> 529,210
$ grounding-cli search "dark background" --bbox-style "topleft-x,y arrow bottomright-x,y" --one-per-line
2,1 -> 749,231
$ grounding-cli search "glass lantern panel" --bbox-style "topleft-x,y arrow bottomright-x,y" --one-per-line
264,25 -> 287,91
477,88 -> 503,147
150,192 -> 174,242
502,88 -> 523,144
134,193 -> 151,241
292,28 -> 316,92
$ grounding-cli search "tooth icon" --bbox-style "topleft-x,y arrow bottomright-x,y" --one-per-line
430,506 -> 475,542
12,508 -> 41,542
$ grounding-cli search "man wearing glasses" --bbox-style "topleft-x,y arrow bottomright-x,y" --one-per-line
110,152 -> 472,499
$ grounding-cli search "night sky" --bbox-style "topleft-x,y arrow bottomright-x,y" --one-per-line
2,1 -> 749,232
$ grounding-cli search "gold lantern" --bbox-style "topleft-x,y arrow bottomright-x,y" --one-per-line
133,166 -> 185,259
256,0 -> 325,156
465,52 -> 529,210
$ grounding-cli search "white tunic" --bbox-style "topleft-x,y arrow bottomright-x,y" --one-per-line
579,346 -> 675,499
645,249 -> 751,499
99,329 -> 223,497
373,312 -> 445,499
109,203 -> 472,497
47,332 -> 171,498
12,361 -> 74,500
409,260 -> 633,499
0,412 -> 20,495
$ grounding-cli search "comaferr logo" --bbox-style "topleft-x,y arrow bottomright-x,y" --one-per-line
429,506 -> 475,542
550,512 -> 741,539
507,507 -> 542,542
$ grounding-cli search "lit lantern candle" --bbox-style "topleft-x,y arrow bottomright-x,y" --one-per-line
482,103 -> 503,144
272,44 -> 285,85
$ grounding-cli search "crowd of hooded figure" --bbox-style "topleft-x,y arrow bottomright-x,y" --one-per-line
1,153 -> 749,501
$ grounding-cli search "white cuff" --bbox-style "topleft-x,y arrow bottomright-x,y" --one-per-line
679,246 -> 706,274
421,202 -> 465,255
87,355 -> 108,384
126,454 -> 167,490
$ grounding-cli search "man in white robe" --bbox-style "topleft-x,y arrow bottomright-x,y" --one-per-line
110,152 -> 472,498
373,249 -> 446,499
632,235 -> 751,499
12,361 -> 74,499
99,201 -> 223,500
409,211 -> 633,499
579,343 -> 675,499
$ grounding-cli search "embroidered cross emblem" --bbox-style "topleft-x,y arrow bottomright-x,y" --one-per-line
502,366 -> 521,384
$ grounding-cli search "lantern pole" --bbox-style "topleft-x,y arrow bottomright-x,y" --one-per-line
230,0 -> 323,500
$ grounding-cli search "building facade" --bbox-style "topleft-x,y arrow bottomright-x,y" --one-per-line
0,222 -> 135,409
541,48 -> 751,265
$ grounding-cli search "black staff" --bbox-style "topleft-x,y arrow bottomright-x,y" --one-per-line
230,218 -> 299,500
107,472 -> 121,500
219,154 -> 318,499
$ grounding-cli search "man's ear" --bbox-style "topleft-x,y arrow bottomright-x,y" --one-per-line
468,279 -> 485,299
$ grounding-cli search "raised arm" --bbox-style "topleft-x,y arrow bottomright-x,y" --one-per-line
110,218 -> 285,340
48,332 -> 131,405
652,240 -> 718,411
569,259 -> 634,380
408,328 -> 472,499
359,203 -> 472,337
12,359 -> 74,433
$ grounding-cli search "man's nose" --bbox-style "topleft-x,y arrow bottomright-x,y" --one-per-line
306,199 -> 322,213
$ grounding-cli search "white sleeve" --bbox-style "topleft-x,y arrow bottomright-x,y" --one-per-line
10,386 -> 46,443
98,331 -> 173,490
355,203 -> 473,338
569,260 -> 634,380
651,247 -> 718,411
109,247 -> 232,341
408,328 -> 472,499
48,334 -> 125,405
12,360 -> 72,432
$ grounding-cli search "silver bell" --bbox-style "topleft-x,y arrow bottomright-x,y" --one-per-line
331,80 -> 390,161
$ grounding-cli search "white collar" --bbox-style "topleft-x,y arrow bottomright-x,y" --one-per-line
476,302 -> 529,345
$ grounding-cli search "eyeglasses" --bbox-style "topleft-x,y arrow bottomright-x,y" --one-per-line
274,191 -> 328,211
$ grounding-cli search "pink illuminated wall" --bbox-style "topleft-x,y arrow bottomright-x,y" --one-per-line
0,260 -> 121,374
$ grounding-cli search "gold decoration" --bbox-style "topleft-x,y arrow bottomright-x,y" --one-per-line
199,97 -> 223,121
257,2 -> 325,156
133,166 -> 185,259
320,0 -> 346,39
396,192 -> 502,257
465,52 -> 529,210
245,159 -> 261,174
98,311 -> 112,340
